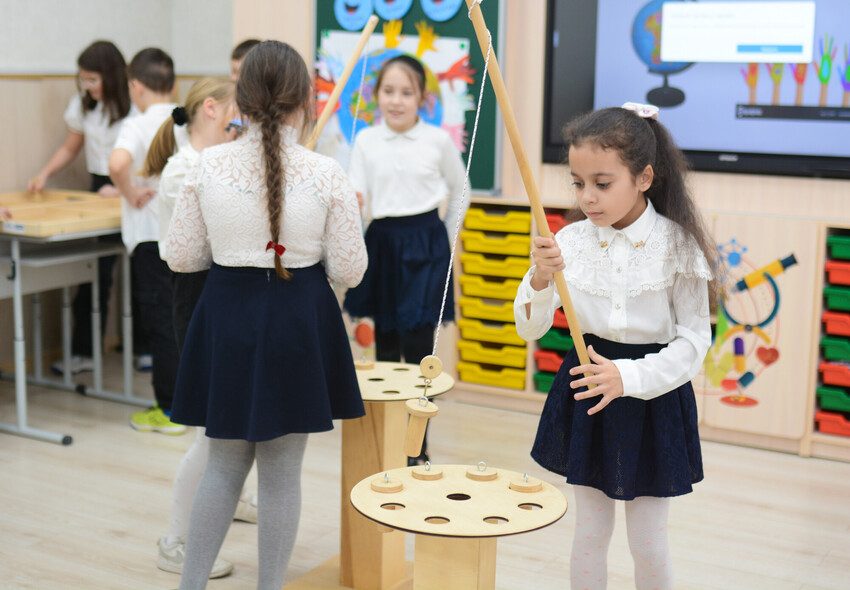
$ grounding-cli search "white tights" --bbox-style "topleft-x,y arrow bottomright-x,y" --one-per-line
570,485 -> 673,590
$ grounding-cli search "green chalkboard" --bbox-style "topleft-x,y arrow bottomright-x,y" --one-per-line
315,0 -> 501,191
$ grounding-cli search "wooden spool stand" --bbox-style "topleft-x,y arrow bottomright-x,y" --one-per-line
287,362 -> 454,590
350,465 -> 568,590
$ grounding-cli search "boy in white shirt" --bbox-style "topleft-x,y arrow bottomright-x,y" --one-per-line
109,48 -> 187,434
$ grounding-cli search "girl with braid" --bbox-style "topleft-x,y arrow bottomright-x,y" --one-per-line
164,41 -> 368,589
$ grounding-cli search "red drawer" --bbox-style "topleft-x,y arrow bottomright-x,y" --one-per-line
815,410 -> 850,437
534,349 -> 564,372
820,361 -> 850,388
826,260 -> 850,286
546,213 -> 567,234
553,308 -> 568,329
823,311 -> 850,337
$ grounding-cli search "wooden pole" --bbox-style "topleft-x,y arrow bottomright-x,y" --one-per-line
305,15 -> 380,150
463,0 -> 592,373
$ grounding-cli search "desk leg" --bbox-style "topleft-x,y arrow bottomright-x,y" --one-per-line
122,250 -> 133,400
61,287 -> 72,388
0,239 -> 72,445
32,294 -> 43,381
413,536 -> 497,590
91,261 -> 103,393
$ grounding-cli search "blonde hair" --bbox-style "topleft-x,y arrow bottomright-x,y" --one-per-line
141,77 -> 235,177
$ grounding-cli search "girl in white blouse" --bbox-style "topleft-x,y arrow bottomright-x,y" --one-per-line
28,41 -> 134,375
164,42 -> 367,588
514,104 -> 717,590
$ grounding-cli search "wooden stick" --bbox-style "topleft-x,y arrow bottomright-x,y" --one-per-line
305,15 -> 379,150
464,0 -> 592,375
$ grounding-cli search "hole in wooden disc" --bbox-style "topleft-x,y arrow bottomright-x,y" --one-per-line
518,503 -> 543,511
446,493 -> 471,501
368,378 -> 385,382
418,375 -> 427,379
393,367 -> 410,371
425,516 -> 450,524
415,384 -> 427,388
381,503 -> 405,510
382,390 -> 400,395
484,516 -> 509,524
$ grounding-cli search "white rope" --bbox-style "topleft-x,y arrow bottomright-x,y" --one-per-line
349,47 -> 369,144
432,7 -> 491,356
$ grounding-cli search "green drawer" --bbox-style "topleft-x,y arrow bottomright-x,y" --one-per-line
817,386 -> 850,413
534,371 -> 555,393
822,336 -> 850,362
538,328 -> 574,352
827,235 -> 850,260
825,286 -> 850,312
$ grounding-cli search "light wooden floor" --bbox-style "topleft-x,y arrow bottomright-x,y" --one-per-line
1,354 -> 849,589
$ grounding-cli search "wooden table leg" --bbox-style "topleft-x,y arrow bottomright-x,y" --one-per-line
340,401 -> 409,589
413,536 -> 497,590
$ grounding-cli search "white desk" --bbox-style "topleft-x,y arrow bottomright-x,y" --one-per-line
0,229 -> 149,445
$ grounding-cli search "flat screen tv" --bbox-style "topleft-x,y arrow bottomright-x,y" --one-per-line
543,0 -> 850,178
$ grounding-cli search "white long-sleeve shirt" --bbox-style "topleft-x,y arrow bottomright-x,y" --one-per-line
165,125 -> 367,289
347,120 -> 467,236
514,201 -> 712,401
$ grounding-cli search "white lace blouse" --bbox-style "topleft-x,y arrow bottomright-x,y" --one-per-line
514,200 -> 713,401
165,125 -> 367,288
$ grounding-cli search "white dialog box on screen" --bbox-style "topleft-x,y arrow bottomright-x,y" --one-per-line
660,1 -> 816,63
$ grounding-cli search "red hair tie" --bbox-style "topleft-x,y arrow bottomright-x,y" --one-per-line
266,241 -> 286,257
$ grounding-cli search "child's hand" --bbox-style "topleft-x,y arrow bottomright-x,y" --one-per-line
0,206 -> 11,220
125,186 -> 155,209
530,236 -> 564,290
97,184 -> 120,198
27,174 -> 47,192
569,345 -> 624,415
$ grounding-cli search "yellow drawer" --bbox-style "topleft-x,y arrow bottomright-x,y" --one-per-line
459,296 -> 515,323
461,230 -> 531,256
464,208 -> 531,234
458,340 -> 526,368
460,253 -> 529,279
457,318 -> 525,346
460,275 -> 521,300
457,361 -> 526,390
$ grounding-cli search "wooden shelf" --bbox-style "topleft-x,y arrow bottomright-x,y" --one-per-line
469,194 -> 532,207
811,432 -> 850,448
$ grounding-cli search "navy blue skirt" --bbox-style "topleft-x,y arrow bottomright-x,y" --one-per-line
343,209 -> 454,333
531,334 -> 703,500
171,263 -> 365,441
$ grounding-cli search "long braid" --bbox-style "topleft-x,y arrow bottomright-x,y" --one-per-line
258,112 -> 291,280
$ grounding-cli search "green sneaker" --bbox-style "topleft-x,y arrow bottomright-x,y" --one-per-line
130,407 -> 187,435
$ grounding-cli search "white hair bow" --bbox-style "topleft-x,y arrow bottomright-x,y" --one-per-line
622,102 -> 659,120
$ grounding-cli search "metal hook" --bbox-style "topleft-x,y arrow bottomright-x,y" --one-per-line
477,460 -> 487,472
425,461 -> 431,472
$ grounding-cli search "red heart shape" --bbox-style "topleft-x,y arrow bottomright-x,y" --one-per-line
756,346 -> 779,366
721,379 -> 738,391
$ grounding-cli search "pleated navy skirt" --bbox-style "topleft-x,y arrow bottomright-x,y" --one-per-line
343,209 -> 454,333
531,334 -> 703,500
171,263 -> 365,441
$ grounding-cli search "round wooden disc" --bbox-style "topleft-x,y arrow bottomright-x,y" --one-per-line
419,355 -> 443,380
411,465 -> 444,481
405,398 -> 439,418
356,362 -> 454,402
354,359 -> 375,370
466,465 -> 499,481
370,476 -> 403,493
509,476 -> 543,493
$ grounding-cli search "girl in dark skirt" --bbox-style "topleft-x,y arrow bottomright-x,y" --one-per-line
164,42 -> 367,589
343,55 -> 467,464
514,103 -> 717,589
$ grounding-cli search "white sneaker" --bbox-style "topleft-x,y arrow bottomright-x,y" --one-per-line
134,354 -> 153,372
156,537 -> 234,579
50,355 -> 94,375
234,494 -> 258,524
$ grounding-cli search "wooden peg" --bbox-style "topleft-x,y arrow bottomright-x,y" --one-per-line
419,355 -> 443,380
404,398 -> 439,457
371,473 -> 403,493
466,461 -> 498,481
354,358 -> 375,370
509,473 -> 543,493
411,462 -> 444,481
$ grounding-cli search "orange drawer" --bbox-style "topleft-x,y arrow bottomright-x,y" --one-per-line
534,350 -> 564,373
553,308 -> 568,329
815,410 -> 850,437
820,361 -> 850,388
826,260 -> 850,286
823,311 -> 850,337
